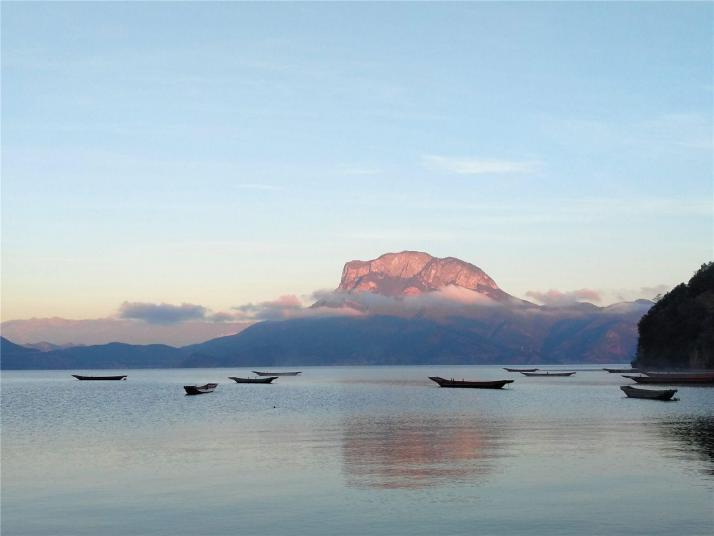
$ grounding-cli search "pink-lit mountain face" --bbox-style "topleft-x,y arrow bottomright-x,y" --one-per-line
333,251 -> 517,304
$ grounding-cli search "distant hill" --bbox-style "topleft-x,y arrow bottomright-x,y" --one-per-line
0,317 -> 250,347
634,262 -> 714,370
184,303 -> 650,367
1,336 -> 41,367
1,252 -> 656,369
1,337 -> 183,370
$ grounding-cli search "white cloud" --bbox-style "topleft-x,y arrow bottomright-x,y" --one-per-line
422,155 -> 538,175
340,166 -> 382,176
234,183 -> 281,191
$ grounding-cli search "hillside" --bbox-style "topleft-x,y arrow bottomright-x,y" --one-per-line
2,252 -> 656,369
634,262 -> 714,370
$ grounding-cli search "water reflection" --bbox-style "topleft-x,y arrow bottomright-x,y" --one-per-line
655,416 -> 714,476
341,414 -> 510,489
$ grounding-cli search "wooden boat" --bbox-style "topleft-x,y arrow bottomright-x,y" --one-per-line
228,376 -> 277,384
622,374 -> 714,385
620,385 -> 677,401
644,371 -> 714,380
503,368 -> 538,372
604,368 -> 640,373
520,371 -> 575,377
184,383 -> 218,395
252,371 -> 302,376
429,376 -> 514,389
72,374 -> 127,381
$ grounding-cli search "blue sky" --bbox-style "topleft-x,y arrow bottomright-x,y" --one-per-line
2,2 -> 712,319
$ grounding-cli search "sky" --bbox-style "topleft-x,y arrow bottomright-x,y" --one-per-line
2,2 -> 712,323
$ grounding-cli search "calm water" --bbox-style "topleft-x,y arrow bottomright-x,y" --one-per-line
2,366 -> 713,535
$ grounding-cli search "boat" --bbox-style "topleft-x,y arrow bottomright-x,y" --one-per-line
643,371 -> 714,380
622,374 -> 714,385
72,374 -> 127,381
184,383 -> 218,395
520,371 -> 575,377
603,368 -> 640,373
228,376 -> 277,384
252,371 -> 302,376
503,368 -> 538,372
620,385 -> 677,401
428,376 -> 514,389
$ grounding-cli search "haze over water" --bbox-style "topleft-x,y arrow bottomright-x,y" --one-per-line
3,366 -> 713,536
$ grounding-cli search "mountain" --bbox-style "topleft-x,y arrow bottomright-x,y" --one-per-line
1,336 -> 41,367
0,317 -> 251,347
334,251 -> 514,302
185,252 -> 651,366
23,341 -> 80,352
634,262 -> 714,370
1,252 -> 655,369
1,338 -> 184,370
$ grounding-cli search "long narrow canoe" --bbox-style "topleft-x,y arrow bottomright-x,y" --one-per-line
622,374 -> 714,385
429,376 -> 514,389
72,374 -> 127,381
620,385 -> 677,400
520,371 -> 575,377
604,368 -> 640,373
228,376 -> 277,384
644,371 -> 714,380
252,371 -> 302,376
503,368 -> 538,373
184,383 -> 218,395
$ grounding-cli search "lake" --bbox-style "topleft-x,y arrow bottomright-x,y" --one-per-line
2,366 -> 713,535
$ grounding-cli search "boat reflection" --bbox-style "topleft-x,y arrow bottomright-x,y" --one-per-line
341,414 -> 510,489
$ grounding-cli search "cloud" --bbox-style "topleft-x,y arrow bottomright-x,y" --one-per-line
525,289 -> 601,306
340,166 -> 382,176
234,183 -> 281,191
118,302 -> 209,324
312,285 -> 499,317
422,155 -> 538,175
233,295 -> 304,321
611,284 -> 671,303
206,311 -> 242,323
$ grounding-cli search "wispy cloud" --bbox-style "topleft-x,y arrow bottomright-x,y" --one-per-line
234,183 -> 281,191
340,166 -> 382,176
422,155 -> 539,175
233,295 -> 303,321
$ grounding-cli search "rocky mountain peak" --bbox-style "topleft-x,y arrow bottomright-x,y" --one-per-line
336,251 -> 511,301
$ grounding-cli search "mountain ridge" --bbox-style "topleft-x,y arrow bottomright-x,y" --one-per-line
1,252 -> 655,369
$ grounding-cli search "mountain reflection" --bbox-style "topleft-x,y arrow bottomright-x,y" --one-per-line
341,414 -> 509,489
655,416 -> 714,475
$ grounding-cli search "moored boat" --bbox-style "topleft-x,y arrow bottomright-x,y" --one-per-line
72,374 -> 127,381
184,383 -> 218,395
520,371 -> 575,377
604,368 -> 640,373
643,371 -> 714,380
252,371 -> 302,376
228,376 -> 277,384
620,385 -> 677,400
428,376 -> 514,389
622,374 -> 714,385
503,368 -> 538,372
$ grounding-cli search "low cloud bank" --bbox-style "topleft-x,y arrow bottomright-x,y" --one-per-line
118,302 -> 208,324
525,289 -> 601,306
525,285 -> 671,306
